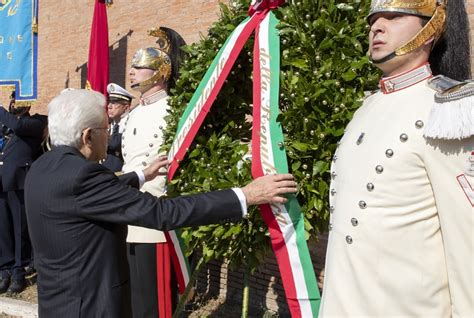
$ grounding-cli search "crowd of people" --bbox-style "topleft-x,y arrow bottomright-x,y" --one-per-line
0,0 -> 473,317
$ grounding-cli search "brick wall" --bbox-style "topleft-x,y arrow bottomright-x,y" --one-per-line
194,235 -> 328,315
2,0 -> 473,109
0,0 -> 228,112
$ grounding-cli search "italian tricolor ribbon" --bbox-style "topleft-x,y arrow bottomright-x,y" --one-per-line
251,12 -> 320,317
167,1 -> 320,316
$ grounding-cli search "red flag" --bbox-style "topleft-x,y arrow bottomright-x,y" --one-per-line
86,0 -> 109,96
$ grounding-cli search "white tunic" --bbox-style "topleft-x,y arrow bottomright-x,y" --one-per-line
122,90 -> 169,243
320,77 -> 474,317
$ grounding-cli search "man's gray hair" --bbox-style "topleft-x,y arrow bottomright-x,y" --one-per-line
48,89 -> 106,148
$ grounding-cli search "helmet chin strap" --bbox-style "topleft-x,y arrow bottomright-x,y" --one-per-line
130,72 -> 162,93
370,4 -> 446,66
369,51 -> 397,64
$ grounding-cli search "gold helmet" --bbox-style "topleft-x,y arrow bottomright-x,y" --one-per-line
130,28 -> 172,92
368,0 -> 447,63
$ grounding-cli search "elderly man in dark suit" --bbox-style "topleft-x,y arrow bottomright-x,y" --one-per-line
24,89 -> 296,318
0,96 -> 47,294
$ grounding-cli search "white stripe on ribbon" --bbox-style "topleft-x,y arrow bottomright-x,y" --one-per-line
168,230 -> 190,287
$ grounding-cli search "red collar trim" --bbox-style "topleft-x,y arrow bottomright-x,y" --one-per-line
379,63 -> 433,94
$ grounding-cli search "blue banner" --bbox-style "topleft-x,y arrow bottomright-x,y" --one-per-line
0,0 -> 38,102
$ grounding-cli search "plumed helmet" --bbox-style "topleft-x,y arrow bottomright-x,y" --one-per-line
368,0 -> 447,64
368,0 -> 440,19
131,47 -> 171,79
130,27 -> 185,93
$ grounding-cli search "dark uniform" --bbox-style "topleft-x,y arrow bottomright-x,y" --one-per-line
102,83 -> 133,172
102,121 -> 125,172
0,107 -> 47,293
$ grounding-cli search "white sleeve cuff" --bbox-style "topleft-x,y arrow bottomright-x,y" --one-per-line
135,169 -> 146,188
231,188 -> 248,218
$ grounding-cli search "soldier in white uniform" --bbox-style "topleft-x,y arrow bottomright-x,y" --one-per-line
122,27 -> 185,317
320,0 -> 474,317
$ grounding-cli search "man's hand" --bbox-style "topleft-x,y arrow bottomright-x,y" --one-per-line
143,155 -> 169,182
241,174 -> 297,206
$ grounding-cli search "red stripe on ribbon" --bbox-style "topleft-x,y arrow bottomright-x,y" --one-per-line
163,232 -> 186,294
260,205 -> 302,317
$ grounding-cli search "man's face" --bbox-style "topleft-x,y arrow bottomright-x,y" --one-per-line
129,67 -> 155,87
368,12 -> 426,71
90,115 -> 109,162
107,100 -> 129,122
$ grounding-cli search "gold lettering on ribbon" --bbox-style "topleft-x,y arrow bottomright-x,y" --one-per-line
169,51 -> 227,161
0,36 -> 3,44
7,52 -> 13,59
17,34 -> 22,42
259,48 -> 276,175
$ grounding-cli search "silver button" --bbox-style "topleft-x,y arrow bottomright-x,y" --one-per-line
122,135 -> 125,140
385,149 -> 394,158
332,155 -> 338,163
351,218 -> 359,226
346,235 -> 353,244
331,171 -> 337,180
415,120 -> 424,129
400,133 -> 408,142
142,161 -> 147,166
359,200 -> 367,209
356,132 -> 365,145
331,189 -> 337,196
154,134 -> 158,138
123,153 -> 126,157
159,125 -> 163,129
375,165 -> 384,174
149,143 -> 153,148
366,183 -> 374,191
145,153 -> 149,157
330,206 -> 335,213
328,223 -> 333,231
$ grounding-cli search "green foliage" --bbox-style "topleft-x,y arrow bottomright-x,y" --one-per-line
162,0 -> 378,272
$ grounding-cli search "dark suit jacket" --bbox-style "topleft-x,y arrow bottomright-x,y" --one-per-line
0,108 -> 47,191
24,146 -> 242,318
